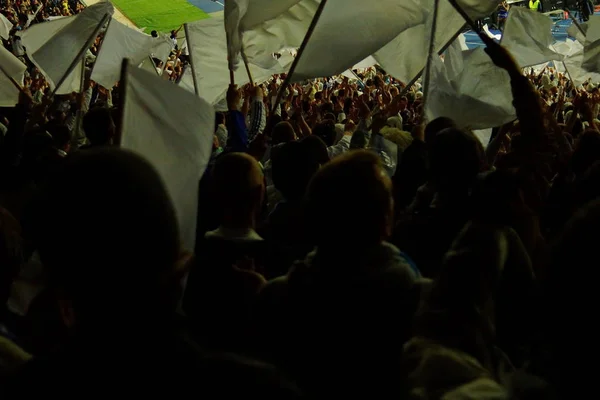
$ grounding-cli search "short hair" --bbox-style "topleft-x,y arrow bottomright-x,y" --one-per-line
313,120 -> 336,147
301,135 -> 329,165
45,122 -> 71,150
305,150 -> 392,247
24,149 -> 180,323
271,121 -> 296,145
212,152 -> 263,217
429,128 -> 484,192
82,107 -> 114,146
425,117 -> 456,144
272,141 -> 320,201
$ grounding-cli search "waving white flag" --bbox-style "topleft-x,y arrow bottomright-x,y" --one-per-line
0,13 -> 13,40
225,0 -> 303,69
19,15 -> 82,94
121,65 -> 215,251
187,17 -> 294,105
426,45 -> 515,130
0,45 -> 26,107
26,1 -> 113,90
374,0 -> 498,84
501,6 -> 563,68
291,0 -> 426,82
91,18 -> 156,89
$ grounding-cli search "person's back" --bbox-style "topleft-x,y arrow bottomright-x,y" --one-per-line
184,153 -> 267,352
4,149 -> 300,397
255,151 -> 421,397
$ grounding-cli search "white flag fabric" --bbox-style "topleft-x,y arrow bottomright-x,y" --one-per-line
0,13 -> 13,40
563,40 -> 600,87
27,1 -> 113,90
567,22 -> 587,44
291,0 -> 427,82
243,0 -> 319,69
25,4 -> 44,29
425,47 -> 516,130
0,45 -> 26,107
19,15 -> 82,94
501,6 -> 562,68
224,0 -> 303,70
121,66 -> 215,251
91,18 -> 156,89
374,1 -> 461,84
186,17 -> 294,105
374,0 -> 498,84
582,16 -> 600,73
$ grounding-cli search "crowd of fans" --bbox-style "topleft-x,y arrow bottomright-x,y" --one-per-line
1,1 -> 600,398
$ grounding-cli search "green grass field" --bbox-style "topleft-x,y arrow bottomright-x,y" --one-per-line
111,0 -> 209,33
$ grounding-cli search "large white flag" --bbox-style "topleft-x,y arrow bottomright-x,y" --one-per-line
581,16 -> 600,74
563,40 -> 600,87
19,15 -> 82,94
121,65 -> 215,251
291,0 -> 427,81
91,18 -> 156,89
242,0 -> 320,69
501,6 -> 562,68
0,13 -> 13,40
373,0 -> 464,84
187,17 -> 294,105
27,1 -> 113,91
373,0 -> 497,85
224,0 -> 302,70
425,45 -> 516,130
0,45 -> 26,107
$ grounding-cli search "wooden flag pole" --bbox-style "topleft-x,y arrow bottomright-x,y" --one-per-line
447,0 -> 495,46
564,8 -> 586,37
421,0 -> 441,116
51,12 -> 111,97
115,58 -> 130,147
241,44 -> 255,86
269,0 -> 329,116
183,23 -> 200,96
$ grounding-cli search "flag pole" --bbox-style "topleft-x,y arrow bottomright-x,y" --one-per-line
183,23 -> 200,96
115,58 -> 130,147
240,44 -> 255,86
564,8 -> 586,37
269,0 -> 329,116
421,0 -> 441,117
51,12 -> 111,97
447,0 -> 495,46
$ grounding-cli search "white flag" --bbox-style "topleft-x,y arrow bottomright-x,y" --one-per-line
27,1 -> 113,90
425,46 -> 516,130
19,15 -> 82,94
567,22 -> 588,44
0,13 -> 13,40
242,0 -> 319,70
91,18 -> 156,89
375,0 -> 498,84
582,16 -> 600,74
501,6 -> 562,68
0,45 -> 26,107
224,0 -> 303,70
291,0 -> 427,81
187,17 -> 294,105
121,66 -> 215,251
25,4 -> 44,29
